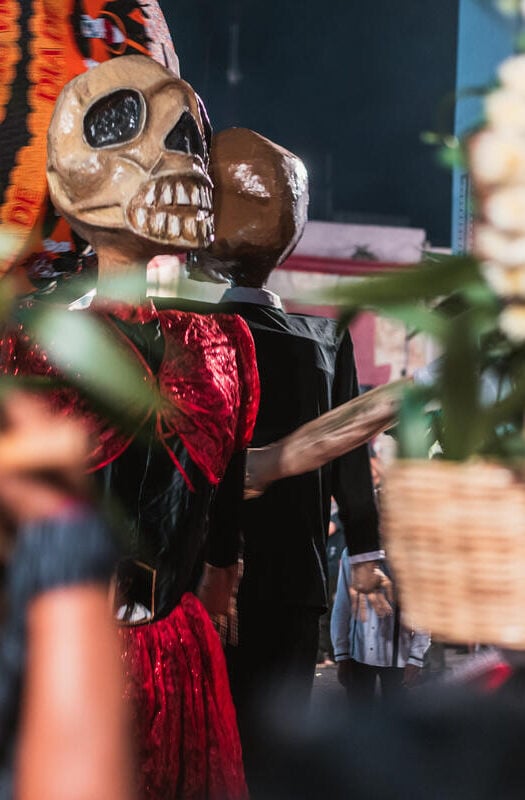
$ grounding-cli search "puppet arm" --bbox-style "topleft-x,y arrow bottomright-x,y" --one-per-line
244,377 -> 409,607
244,378 -> 409,499
197,451 -> 245,632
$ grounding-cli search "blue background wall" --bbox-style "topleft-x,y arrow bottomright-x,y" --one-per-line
453,0 -> 517,252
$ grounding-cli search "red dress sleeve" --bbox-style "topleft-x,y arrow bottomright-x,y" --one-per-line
0,302 -> 260,486
157,311 -> 259,486
216,313 -> 260,452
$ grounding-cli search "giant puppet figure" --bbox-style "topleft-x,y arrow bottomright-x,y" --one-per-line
177,128 -> 398,785
2,55 -> 256,800
0,0 -> 177,283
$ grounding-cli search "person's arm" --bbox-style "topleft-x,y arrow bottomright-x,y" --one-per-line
0,395 -> 132,800
197,451 -> 245,617
17,584 -> 132,800
330,550 -> 352,662
402,628 -> 431,688
331,330 -> 382,560
331,551 -> 355,688
406,629 -> 431,669
330,332 -> 394,610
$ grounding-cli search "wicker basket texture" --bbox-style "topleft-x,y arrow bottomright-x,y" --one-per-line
382,460 -> 525,648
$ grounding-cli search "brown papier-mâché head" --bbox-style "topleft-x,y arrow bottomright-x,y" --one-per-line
199,127 -> 309,288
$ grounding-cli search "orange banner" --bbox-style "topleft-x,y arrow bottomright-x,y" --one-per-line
0,0 -> 177,274
0,0 -> 72,270
0,0 -> 21,125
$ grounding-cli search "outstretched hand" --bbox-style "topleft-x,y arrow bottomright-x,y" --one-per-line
350,561 -> 394,620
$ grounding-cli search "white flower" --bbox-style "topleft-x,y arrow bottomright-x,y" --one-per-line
496,0 -> 521,16
482,261 -> 525,298
500,303 -> 525,341
485,88 -> 525,133
469,130 -> 525,186
484,185 -> 525,234
475,224 -> 525,265
499,54 -> 525,95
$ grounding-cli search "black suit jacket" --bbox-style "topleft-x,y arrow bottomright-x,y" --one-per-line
159,297 -> 380,610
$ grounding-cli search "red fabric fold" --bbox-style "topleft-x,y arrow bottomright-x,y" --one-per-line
157,310 -> 259,485
0,301 -> 260,484
120,593 -> 249,800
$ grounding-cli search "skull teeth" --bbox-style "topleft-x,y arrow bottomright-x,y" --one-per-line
137,179 -> 212,212
176,183 -> 191,205
201,187 -> 212,210
128,174 -> 213,245
184,217 -> 197,239
144,185 -> 156,205
128,204 -> 212,245
161,183 -> 173,205
199,218 -> 215,242
168,214 -> 181,237
151,211 -> 167,236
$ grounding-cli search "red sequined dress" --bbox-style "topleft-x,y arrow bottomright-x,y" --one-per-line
0,297 -> 259,800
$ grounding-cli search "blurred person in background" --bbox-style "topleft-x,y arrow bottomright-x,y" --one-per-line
331,550 -> 429,702
0,393 -> 131,800
317,501 -> 346,665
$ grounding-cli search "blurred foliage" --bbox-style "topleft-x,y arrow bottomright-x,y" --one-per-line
0,230 -> 162,431
31,307 -> 161,425
330,252 -> 525,463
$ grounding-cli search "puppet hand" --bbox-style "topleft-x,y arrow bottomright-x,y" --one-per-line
352,560 -> 393,596
197,562 -> 239,617
351,561 -> 393,620
244,447 -> 275,499
350,587 -> 370,622
350,585 -> 392,622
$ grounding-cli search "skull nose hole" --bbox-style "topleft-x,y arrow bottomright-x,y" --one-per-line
164,112 -> 206,160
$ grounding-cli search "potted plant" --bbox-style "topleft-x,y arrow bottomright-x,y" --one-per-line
329,50 -> 525,648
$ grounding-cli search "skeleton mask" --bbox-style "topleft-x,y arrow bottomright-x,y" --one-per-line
47,55 -> 213,256
188,127 -> 308,285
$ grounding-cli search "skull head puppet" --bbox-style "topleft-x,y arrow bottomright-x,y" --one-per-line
188,127 -> 308,287
47,55 -> 214,266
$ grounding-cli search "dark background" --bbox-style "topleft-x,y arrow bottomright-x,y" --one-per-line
159,1 -> 459,247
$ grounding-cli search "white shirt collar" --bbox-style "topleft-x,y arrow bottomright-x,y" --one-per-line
220,286 -> 283,309
68,289 -> 97,310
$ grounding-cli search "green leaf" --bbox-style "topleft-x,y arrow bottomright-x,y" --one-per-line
0,276 -> 16,324
397,384 -> 437,459
30,308 -> 160,424
325,256 -> 483,312
0,228 -> 22,265
439,313 -> 483,460
0,375 -> 63,399
370,304 -> 449,340
437,145 -> 466,171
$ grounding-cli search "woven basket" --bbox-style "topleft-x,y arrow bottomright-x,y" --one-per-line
382,460 -> 525,649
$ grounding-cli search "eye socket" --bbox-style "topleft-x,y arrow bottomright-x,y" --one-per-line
84,89 -> 143,148
164,112 -> 206,159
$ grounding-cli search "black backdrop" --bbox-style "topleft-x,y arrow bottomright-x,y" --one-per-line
159,0 -> 459,247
